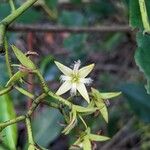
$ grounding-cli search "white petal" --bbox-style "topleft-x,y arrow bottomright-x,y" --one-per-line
60,75 -> 71,82
80,78 -> 93,85
70,83 -> 77,96
79,64 -> 95,78
73,60 -> 81,73
56,81 -> 71,95
77,83 -> 90,103
55,61 -> 72,76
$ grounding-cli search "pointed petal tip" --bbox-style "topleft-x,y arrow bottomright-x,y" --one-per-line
84,96 -> 90,103
54,61 -> 72,75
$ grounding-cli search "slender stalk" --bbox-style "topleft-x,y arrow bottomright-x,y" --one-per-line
48,91 -> 72,108
14,86 -> 35,99
0,24 -> 6,53
27,93 -> 46,116
139,0 -> 150,32
35,70 -> 49,92
9,0 -> 16,12
25,117 -> 34,147
0,115 -> 26,129
0,0 -> 38,52
1,0 -> 38,25
0,86 -> 13,96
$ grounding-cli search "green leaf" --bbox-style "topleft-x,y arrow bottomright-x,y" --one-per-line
91,87 -> 121,100
100,92 -> 121,99
83,137 -> 91,150
135,32 -> 150,93
89,134 -> 110,142
73,105 -> 96,113
62,109 -> 77,135
120,83 -> 150,123
129,0 -> 150,28
95,100 -> 108,123
0,89 -> 18,150
32,108 -> 62,147
11,45 -> 36,70
6,71 -> 27,87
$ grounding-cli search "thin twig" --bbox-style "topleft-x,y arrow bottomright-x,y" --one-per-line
9,0 -> 16,12
8,24 -> 132,33
101,117 -> 135,150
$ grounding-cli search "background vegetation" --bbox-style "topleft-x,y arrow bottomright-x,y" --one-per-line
0,0 -> 150,149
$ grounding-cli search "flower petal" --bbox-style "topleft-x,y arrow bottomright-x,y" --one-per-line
60,75 -> 71,82
55,61 -> 72,76
70,83 -> 77,96
56,81 -> 71,95
80,78 -> 93,85
79,64 -> 95,78
77,83 -> 90,103
73,60 -> 81,73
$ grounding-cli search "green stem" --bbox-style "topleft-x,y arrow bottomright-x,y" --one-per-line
9,0 -> 16,12
35,70 -> 49,92
0,0 -> 38,52
139,0 -> 150,32
41,4 -> 57,20
27,93 -> 46,116
25,117 -> 34,146
79,115 -> 88,129
48,91 -> 72,108
0,86 -> 13,96
15,86 -> 35,99
0,115 -> 26,129
0,24 -> 6,53
1,0 -> 38,25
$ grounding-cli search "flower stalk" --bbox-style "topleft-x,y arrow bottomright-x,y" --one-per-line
25,117 -> 35,149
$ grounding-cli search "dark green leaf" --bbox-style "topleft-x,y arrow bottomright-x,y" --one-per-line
135,32 -> 150,93
32,108 -> 63,147
120,84 -> 150,123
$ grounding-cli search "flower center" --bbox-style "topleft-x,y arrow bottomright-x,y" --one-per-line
71,74 -> 79,83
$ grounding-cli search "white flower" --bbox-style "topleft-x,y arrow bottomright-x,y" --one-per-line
55,60 -> 95,103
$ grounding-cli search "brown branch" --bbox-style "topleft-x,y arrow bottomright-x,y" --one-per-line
8,24 -> 132,33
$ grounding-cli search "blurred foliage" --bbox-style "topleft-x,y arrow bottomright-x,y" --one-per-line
120,84 -> 150,123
